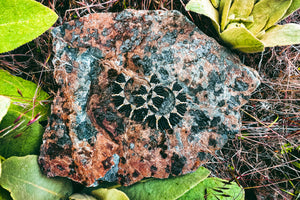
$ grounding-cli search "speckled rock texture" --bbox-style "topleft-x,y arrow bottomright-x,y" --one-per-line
39,9 -> 260,186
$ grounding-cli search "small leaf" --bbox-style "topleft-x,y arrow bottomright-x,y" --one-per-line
0,0 -> 58,53
92,188 -> 129,200
220,23 -> 264,53
0,96 -> 10,123
0,186 -> 13,200
292,161 -> 300,169
69,193 -> 97,200
186,0 -> 220,33
219,0 -> 233,31
247,0 -> 292,35
0,155 -> 73,200
258,24 -> 300,47
282,0 -> 300,20
178,177 -> 245,200
120,166 -> 210,200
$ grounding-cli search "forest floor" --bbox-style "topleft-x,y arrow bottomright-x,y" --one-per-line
0,1 -> 299,199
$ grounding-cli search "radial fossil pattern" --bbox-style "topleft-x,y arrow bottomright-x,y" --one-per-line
112,73 -> 187,131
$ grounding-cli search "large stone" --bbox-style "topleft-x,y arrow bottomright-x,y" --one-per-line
39,9 -> 260,186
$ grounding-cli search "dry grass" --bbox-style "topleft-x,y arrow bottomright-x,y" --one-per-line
229,46 -> 300,199
0,1 -> 299,199
201,12 -> 300,200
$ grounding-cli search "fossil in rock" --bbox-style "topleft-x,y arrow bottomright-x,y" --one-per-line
111,73 -> 187,131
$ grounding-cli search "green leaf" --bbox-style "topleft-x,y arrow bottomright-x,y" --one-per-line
259,24 -> 300,47
120,166 -> 210,200
228,0 -> 255,20
0,69 -> 50,120
69,193 -> 97,200
282,0 -> 300,20
0,186 -> 13,200
186,0 -> 220,33
220,23 -> 265,53
210,0 -> 220,8
0,155 -> 73,200
219,0 -> 233,31
0,69 -> 50,158
247,0 -> 292,35
92,188 -> 129,200
0,108 -> 44,158
0,96 -> 10,123
178,177 -> 245,200
0,0 -> 58,53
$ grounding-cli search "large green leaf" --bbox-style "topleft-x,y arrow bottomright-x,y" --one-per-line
178,177 -> 244,200
186,0 -> 220,33
219,0 -> 233,31
0,0 -> 58,53
0,155 -> 73,200
0,69 -> 50,158
0,96 -> 10,123
120,167 -> 210,200
282,0 -> 300,20
92,188 -> 129,200
259,24 -> 300,47
220,23 -> 264,53
247,0 -> 292,35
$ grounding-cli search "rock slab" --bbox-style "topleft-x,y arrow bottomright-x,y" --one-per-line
39,9 -> 260,186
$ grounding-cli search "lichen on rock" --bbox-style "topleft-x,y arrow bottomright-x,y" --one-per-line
39,9 -> 260,186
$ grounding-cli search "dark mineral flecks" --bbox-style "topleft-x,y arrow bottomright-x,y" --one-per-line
39,9 -> 260,186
